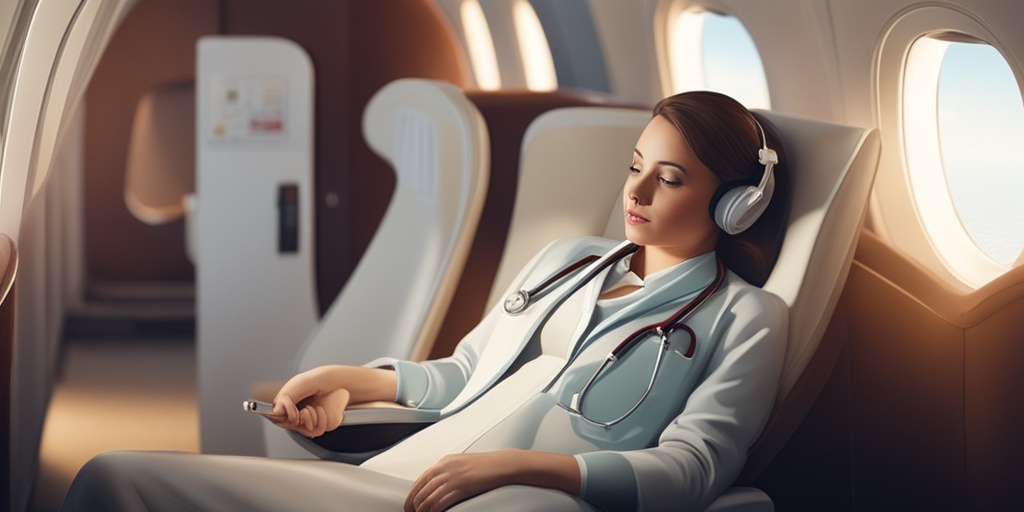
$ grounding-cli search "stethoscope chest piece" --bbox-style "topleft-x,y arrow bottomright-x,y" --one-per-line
503,290 -> 530,315
501,247 -> 625,317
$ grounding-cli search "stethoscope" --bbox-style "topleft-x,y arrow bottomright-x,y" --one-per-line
502,243 -> 636,315
504,242 -> 726,428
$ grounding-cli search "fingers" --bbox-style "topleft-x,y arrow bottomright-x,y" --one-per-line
404,456 -> 473,512
273,395 -> 298,424
267,403 -> 326,437
406,480 -> 462,512
269,370 -> 351,437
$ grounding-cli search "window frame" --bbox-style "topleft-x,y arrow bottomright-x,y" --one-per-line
875,5 -> 1023,288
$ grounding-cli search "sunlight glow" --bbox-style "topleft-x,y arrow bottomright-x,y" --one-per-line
904,37 -> 1008,285
461,0 -> 501,90
513,0 -> 557,91
666,9 -> 769,109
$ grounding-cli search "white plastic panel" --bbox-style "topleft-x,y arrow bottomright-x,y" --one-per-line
195,36 -> 317,456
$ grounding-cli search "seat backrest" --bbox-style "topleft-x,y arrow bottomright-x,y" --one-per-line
124,80 -> 195,226
757,111 -> 880,399
484,106 -> 652,309
427,91 -> 642,359
489,105 -> 879,409
739,111 -> 881,481
569,108 -> 880,483
295,79 -> 489,369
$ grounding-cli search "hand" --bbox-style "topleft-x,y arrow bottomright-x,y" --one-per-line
270,367 -> 350,437
404,452 -> 517,512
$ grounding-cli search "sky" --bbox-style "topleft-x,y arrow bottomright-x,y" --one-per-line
939,43 -> 1024,265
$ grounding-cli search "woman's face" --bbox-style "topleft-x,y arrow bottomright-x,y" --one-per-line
623,115 -> 722,259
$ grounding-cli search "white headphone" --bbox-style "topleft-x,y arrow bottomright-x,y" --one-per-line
709,115 -> 778,235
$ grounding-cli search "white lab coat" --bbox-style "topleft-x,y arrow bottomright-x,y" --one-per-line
364,236 -> 788,512
62,236 -> 786,512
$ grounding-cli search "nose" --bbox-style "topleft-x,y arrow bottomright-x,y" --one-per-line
626,172 -> 653,205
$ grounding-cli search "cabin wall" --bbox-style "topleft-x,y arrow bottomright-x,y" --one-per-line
83,0 -> 215,287
755,231 -> 1024,511
81,0 -> 469,313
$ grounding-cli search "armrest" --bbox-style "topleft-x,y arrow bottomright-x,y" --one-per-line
288,406 -> 440,464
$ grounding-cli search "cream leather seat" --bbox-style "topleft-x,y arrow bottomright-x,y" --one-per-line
289,104 -> 881,510
492,107 -> 881,510
295,78 -> 489,367
484,106 -> 652,308
707,111 -> 881,510
471,106 -> 881,510
124,81 -> 195,226
262,78 -> 490,457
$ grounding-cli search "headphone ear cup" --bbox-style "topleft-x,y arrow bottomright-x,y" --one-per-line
711,174 -> 775,235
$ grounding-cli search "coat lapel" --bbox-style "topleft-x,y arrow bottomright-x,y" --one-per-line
442,239 -> 631,415
572,252 -> 719,357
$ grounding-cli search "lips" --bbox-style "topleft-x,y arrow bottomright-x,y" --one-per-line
626,209 -> 649,224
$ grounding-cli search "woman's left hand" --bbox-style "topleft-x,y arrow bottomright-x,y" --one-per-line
404,449 -> 580,512
404,451 -> 515,512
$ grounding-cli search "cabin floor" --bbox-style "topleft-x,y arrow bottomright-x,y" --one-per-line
29,324 -> 198,512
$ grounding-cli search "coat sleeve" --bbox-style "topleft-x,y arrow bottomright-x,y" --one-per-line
365,237 -> 603,410
574,286 -> 788,512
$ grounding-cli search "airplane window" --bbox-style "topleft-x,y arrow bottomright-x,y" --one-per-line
513,0 -> 557,91
460,0 -> 501,90
904,35 -> 1024,282
937,42 -> 1024,266
666,9 -> 769,109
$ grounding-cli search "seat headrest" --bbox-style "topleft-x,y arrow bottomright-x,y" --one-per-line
124,81 -> 195,226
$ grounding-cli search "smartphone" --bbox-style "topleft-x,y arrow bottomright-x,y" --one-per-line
242,399 -> 276,416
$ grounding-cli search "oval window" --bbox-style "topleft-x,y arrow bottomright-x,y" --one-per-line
460,0 -> 501,90
905,35 -> 1024,284
666,9 -> 769,109
512,0 -> 557,91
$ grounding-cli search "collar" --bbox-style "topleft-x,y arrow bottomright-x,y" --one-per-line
600,250 -> 716,298
577,250 -> 720,355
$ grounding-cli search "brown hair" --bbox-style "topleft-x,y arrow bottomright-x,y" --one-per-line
652,91 -> 790,287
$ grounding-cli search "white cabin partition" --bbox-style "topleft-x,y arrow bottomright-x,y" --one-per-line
194,36 -> 317,455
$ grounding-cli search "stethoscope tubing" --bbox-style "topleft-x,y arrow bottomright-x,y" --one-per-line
529,250 -> 725,428
503,242 -> 639,315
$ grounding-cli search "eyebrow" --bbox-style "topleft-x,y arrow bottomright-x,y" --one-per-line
633,148 -> 687,174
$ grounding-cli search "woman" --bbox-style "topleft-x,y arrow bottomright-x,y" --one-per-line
63,90 -> 790,512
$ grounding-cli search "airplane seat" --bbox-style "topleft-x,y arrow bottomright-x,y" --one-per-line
123,80 -> 195,227
284,105 -> 881,511
733,111 -> 880,483
483,105 -> 653,307
0,233 -> 18,508
196,0 -> 474,455
427,90 -> 649,359
313,0 -> 473,313
405,107 -> 880,511
600,110 -> 881,510
288,105 -> 651,461
293,78 -> 489,368
294,105 -> 647,462
257,78 -> 489,457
